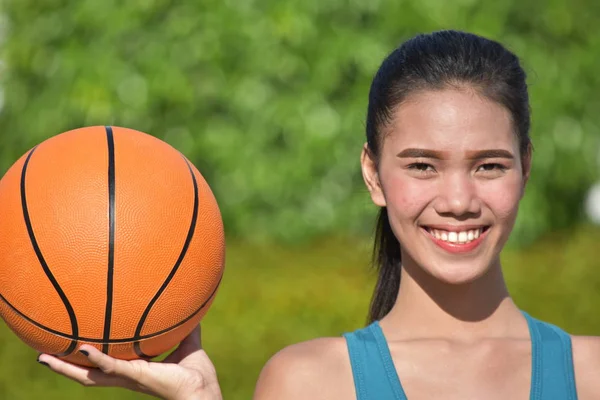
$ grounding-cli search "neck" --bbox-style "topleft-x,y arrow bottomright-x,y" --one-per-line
381,256 -> 526,341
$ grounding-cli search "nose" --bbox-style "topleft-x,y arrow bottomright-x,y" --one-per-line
432,173 -> 481,217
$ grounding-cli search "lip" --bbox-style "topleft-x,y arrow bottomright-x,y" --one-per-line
420,226 -> 490,254
422,224 -> 489,232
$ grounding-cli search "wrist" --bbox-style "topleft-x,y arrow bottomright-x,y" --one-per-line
183,392 -> 222,400
181,385 -> 223,400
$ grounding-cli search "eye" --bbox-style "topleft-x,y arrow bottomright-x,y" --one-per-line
409,162 -> 433,171
407,162 -> 436,174
476,163 -> 507,174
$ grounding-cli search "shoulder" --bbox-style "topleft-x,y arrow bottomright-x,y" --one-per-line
571,335 -> 600,398
253,336 -> 355,400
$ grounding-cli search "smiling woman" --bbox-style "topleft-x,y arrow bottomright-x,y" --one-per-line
38,30 -> 600,400
365,88 -> 528,287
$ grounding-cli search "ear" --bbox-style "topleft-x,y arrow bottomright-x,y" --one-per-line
520,142 -> 532,198
361,143 -> 386,207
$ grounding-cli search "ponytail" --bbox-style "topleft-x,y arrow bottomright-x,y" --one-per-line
367,207 -> 402,324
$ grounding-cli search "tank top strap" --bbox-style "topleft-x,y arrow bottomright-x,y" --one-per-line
522,311 -> 578,400
343,322 -> 407,400
345,313 -> 578,400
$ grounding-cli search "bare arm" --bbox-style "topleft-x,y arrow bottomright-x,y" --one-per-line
572,335 -> 600,399
253,338 -> 354,400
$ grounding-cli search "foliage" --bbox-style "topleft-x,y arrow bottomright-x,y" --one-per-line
0,0 -> 599,244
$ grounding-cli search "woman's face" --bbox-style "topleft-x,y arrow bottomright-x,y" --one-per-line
362,88 -> 530,284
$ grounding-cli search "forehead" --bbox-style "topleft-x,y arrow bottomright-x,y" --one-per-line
384,88 -> 518,152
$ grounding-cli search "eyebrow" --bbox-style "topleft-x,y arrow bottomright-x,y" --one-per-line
465,149 -> 514,160
396,148 -> 448,159
396,148 -> 514,160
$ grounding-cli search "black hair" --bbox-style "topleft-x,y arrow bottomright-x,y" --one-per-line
366,30 -> 532,323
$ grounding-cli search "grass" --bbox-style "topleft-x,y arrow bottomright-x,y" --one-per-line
0,225 -> 599,399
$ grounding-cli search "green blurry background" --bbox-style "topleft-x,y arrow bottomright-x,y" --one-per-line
1,0 -> 599,399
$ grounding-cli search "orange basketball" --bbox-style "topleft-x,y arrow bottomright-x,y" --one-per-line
0,126 -> 225,366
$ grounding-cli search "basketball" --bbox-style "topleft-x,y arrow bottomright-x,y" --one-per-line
0,126 -> 225,366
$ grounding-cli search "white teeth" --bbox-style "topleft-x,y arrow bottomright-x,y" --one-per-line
426,227 -> 485,244
448,232 -> 458,242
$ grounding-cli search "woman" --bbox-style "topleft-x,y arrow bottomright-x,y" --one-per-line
37,30 -> 600,399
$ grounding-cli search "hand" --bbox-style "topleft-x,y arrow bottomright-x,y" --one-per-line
37,325 -> 222,400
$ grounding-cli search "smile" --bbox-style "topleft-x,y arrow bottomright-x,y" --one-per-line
421,225 -> 490,253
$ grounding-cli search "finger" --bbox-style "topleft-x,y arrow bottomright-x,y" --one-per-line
183,324 -> 202,349
37,353 -> 136,389
163,324 -> 202,364
79,344 -> 147,383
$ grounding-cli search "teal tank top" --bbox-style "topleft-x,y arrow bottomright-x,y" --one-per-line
343,311 -> 578,399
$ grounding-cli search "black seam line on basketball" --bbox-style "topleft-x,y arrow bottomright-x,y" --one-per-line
0,146 -> 223,346
132,155 -> 199,343
0,273 -> 221,343
20,146 -> 79,352
1,149 -> 219,344
102,126 -> 116,354
0,291 -> 78,357
133,272 -> 223,358
54,340 -> 78,358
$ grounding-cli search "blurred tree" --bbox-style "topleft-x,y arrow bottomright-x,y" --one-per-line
0,0 -> 599,245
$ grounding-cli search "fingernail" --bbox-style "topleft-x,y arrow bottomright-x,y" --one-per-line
37,356 -> 49,367
79,350 -> 89,357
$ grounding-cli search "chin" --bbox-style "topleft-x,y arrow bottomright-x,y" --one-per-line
425,262 -> 491,285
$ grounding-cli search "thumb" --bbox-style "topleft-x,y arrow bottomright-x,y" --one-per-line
163,324 -> 202,364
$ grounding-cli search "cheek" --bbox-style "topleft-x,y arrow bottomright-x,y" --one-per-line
480,175 -> 523,221
382,172 -> 436,218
